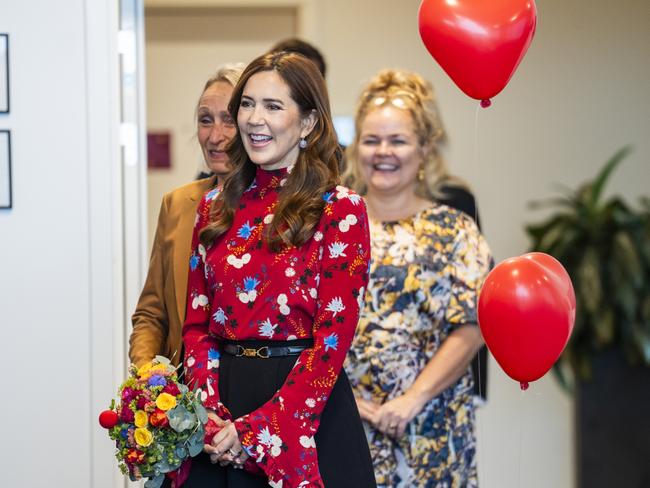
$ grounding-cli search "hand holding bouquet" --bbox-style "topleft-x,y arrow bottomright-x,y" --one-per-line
99,356 -> 207,488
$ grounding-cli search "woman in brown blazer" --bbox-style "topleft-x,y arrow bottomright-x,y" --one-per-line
129,63 -> 245,367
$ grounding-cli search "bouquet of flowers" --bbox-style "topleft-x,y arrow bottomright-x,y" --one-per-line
98,356 -> 207,488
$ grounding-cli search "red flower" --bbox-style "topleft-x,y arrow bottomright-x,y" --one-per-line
163,382 -> 180,396
120,406 -> 135,423
136,395 -> 148,410
149,409 -> 169,427
126,448 -> 146,464
121,387 -> 138,403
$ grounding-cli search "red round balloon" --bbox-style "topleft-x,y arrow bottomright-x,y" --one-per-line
418,0 -> 537,102
478,252 -> 576,386
99,409 -> 119,429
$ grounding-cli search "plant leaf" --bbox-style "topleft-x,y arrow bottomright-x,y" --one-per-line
636,329 -> 650,365
577,248 -> 602,315
194,402 -> 208,425
593,308 -> 615,346
526,145 -> 650,383
168,405 -> 197,432
527,197 -> 576,211
588,145 -> 632,209
187,431 -> 204,457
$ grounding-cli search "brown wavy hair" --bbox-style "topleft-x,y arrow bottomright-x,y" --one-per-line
199,51 -> 341,252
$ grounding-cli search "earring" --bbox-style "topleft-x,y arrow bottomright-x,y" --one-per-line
417,166 -> 425,182
299,138 -> 307,149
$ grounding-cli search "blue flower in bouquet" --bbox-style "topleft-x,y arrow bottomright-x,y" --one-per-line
148,375 -> 167,387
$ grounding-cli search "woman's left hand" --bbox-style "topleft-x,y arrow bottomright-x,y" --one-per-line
204,421 -> 249,467
374,391 -> 425,438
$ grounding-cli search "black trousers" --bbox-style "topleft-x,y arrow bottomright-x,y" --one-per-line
179,340 -> 377,487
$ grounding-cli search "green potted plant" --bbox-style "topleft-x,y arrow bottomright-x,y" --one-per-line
525,146 -> 650,488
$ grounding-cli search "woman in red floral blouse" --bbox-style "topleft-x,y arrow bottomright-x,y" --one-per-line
182,52 -> 377,487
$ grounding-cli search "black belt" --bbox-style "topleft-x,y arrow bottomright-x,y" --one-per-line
220,339 -> 313,359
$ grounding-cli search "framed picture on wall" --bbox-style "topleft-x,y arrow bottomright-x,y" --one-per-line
0,130 -> 11,208
0,34 -> 8,113
147,131 -> 172,169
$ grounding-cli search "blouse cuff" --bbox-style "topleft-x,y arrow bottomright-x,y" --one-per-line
234,415 -> 323,486
202,401 -> 233,444
234,415 -> 278,477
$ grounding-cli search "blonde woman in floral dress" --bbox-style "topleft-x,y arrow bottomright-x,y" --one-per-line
344,69 -> 492,488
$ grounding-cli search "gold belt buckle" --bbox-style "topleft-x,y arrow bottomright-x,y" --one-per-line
236,345 -> 270,358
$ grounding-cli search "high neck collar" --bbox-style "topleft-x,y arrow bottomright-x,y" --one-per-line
254,165 -> 291,189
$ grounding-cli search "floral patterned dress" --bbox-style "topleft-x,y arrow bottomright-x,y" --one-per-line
345,205 -> 492,488
183,166 -> 371,487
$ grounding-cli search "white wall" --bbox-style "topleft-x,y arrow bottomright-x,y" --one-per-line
0,1 -> 128,487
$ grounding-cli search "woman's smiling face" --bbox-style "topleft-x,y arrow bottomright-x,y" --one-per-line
237,70 -> 314,171
197,81 -> 236,177
358,105 -> 422,197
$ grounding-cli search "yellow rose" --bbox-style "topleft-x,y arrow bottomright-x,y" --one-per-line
151,364 -> 167,375
134,410 -> 148,428
137,362 -> 153,378
134,427 -> 153,447
155,392 -> 177,411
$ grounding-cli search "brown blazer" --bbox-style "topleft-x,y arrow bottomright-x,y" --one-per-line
129,176 -> 217,367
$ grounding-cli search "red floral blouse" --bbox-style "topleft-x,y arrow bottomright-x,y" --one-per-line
183,166 -> 371,487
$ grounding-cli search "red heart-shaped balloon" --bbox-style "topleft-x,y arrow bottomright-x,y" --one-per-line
418,0 -> 537,102
478,252 -> 576,387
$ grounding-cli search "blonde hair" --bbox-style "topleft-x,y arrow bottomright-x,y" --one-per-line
343,69 -> 465,199
201,62 -> 246,95
195,62 -> 246,118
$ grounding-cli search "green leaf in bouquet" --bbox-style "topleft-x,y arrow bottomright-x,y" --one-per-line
144,474 -> 165,488
194,402 -> 208,425
168,457 -> 182,472
153,458 -> 172,474
168,405 -> 197,432
175,445 -> 188,459
187,430 -> 204,457
178,383 -> 189,394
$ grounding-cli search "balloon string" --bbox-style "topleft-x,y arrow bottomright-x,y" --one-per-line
472,100 -> 486,487
517,387 -> 525,488
473,103 -> 481,226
